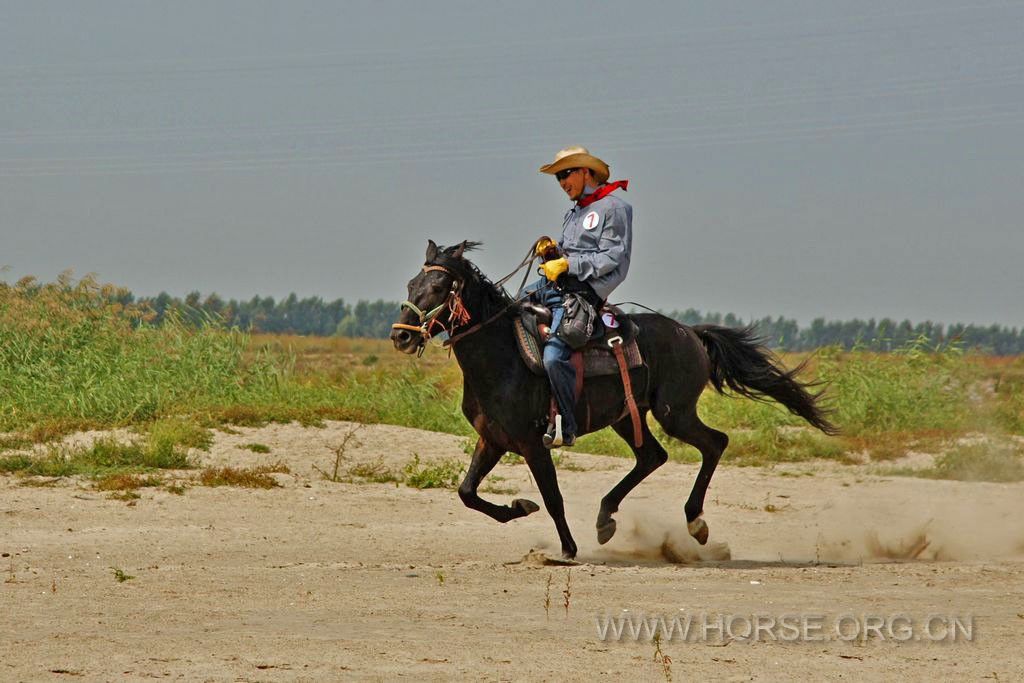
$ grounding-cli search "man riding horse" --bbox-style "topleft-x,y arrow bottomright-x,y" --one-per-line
390,151 -> 834,560
533,146 -> 633,448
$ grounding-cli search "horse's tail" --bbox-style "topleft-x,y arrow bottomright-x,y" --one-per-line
693,324 -> 838,435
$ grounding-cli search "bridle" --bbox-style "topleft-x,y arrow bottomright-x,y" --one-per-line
391,247 -> 538,355
391,265 -> 472,354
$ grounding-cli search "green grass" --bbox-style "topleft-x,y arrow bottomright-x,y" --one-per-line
720,428 -> 849,466
569,341 -> 970,465
0,415 -> 205,479
341,456 -> 465,487
480,482 -> 518,495
571,421 -> 847,467
331,366 -> 468,434
908,442 -> 1024,482
185,363 -> 469,435
992,375 -> 1024,434
141,418 -> 212,451
0,436 -> 193,478
0,279 -> 276,430
240,443 -> 271,453
2,275 -> 1022,478
110,567 -> 134,582
0,275 -> 474,441
813,341 -> 968,436
0,435 -> 31,452
402,454 -> 464,489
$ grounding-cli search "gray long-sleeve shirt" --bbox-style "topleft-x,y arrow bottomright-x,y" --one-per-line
559,188 -> 633,301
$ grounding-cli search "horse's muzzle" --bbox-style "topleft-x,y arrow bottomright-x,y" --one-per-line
390,326 -> 420,354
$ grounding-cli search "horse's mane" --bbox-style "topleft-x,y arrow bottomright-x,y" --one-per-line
428,242 -> 513,319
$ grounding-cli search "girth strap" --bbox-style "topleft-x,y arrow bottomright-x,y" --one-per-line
609,337 -> 643,447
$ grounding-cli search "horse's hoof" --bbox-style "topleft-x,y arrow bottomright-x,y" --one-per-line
596,518 -> 617,545
688,516 -> 709,545
511,499 -> 540,516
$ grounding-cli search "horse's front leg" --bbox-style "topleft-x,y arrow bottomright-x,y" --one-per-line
522,442 -> 578,560
458,437 -> 540,522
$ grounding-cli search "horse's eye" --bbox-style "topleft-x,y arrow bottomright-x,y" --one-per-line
430,283 -> 445,295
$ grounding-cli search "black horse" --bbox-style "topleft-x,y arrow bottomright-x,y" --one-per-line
391,240 -> 836,559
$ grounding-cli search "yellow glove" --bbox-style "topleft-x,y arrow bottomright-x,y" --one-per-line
542,257 -> 569,282
534,236 -> 559,259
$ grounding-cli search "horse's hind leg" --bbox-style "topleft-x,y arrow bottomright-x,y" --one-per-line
458,437 -> 540,523
656,410 -> 728,545
596,413 -> 668,544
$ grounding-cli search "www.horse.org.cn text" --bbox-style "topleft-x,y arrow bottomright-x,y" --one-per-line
594,611 -> 975,644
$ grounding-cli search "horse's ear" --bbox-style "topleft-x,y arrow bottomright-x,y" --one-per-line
451,240 -> 482,259
425,239 -> 438,262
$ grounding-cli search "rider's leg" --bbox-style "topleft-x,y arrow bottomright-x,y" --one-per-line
542,331 -> 578,441
531,283 -> 578,444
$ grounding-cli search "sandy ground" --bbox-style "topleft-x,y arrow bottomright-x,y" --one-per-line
2,421 -> 1023,682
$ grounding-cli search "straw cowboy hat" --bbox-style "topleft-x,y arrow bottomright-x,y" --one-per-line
538,146 -> 610,184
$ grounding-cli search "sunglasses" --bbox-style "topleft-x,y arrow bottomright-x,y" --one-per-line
554,168 -> 579,181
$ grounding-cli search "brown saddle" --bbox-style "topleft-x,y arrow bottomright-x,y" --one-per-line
513,302 -> 644,378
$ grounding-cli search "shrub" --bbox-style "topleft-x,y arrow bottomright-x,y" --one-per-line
402,454 -> 463,489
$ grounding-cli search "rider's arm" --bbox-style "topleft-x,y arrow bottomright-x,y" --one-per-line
567,205 -> 632,280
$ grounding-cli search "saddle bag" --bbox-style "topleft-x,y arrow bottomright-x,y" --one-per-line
556,292 -> 598,349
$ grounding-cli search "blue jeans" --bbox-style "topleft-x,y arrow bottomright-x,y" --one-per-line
528,280 -> 578,436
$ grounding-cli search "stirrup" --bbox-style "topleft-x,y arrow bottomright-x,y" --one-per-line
543,415 -> 575,449
543,415 -> 563,448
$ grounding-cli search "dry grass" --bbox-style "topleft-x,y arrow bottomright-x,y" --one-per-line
197,463 -> 291,489
921,442 -> 1024,482
313,426 -> 363,481
26,419 -> 101,444
18,477 -> 62,488
93,473 -> 164,491
347,459 -> 400,484
480,482 -> 518,495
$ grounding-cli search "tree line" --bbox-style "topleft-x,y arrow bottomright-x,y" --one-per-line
137,291 -> 398,339
664,309 -> 1024,355
128,290 -> 1024,355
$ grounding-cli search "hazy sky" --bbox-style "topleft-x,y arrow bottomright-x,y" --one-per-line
2,1 -> 1022,325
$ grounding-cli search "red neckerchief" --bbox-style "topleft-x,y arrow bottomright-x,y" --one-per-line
576,180 -> 629,208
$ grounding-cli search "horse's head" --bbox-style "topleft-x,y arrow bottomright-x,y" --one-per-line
390,239 -> 480,355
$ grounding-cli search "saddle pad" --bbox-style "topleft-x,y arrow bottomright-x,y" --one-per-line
513,317 -> 644,378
